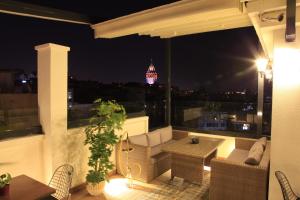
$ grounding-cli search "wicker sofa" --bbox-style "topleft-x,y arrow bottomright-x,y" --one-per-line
209,137 -> 270,200
116,127 -> 188,183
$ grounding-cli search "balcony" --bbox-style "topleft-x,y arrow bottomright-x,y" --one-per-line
1,1 -> 300,200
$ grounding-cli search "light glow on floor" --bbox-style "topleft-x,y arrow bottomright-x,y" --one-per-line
104,178 -> 130,198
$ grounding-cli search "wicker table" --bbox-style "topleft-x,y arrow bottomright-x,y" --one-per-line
162,136 -> 224,185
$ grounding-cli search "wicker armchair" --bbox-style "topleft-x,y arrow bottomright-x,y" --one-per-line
275,171 -> 300,200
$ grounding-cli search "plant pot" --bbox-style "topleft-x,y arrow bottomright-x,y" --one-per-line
86,181 -> 105,196
0,185 -> 9,196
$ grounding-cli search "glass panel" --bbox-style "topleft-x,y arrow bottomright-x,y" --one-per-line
0,71 -> 40,133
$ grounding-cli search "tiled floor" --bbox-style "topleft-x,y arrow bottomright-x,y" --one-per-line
71,170 -> 210,200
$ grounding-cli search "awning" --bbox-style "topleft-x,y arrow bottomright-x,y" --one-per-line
91,0 -> 252,38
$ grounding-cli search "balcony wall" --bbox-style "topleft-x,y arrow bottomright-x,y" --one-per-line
0,116 -> 149,186
0,135 -> 45,182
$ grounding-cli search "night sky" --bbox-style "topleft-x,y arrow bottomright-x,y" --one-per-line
0,1 -> 262,91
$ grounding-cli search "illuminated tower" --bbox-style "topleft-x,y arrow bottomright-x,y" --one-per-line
145,61 -> 158,85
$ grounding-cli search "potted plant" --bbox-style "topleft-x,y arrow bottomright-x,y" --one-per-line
0,173 -> 12,196
84,99 -> 126,196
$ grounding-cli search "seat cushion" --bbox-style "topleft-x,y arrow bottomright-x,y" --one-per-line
227,149 -> 249,163
129,134 -> 148,146
147,130 -> 161,147
244,142 -> 264,165
159,126 -> 173,143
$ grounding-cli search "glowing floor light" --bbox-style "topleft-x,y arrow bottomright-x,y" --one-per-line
104,178 -> 130,198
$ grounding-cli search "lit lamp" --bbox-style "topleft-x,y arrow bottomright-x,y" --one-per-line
256,58 -> 268,73
255,58 -> 272,80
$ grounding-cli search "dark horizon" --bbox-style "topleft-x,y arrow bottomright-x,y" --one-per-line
0,11 -> 262,91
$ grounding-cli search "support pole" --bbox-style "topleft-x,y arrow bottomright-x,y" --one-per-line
257,73 -> 264,137
165,39 -> 171,126
286,0 -> 296,42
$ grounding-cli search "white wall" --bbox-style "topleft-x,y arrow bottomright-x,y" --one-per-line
268,28 -> 300,200
0,135 -> 45,182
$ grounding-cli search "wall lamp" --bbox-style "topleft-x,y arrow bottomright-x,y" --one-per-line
255,58 -> 273,80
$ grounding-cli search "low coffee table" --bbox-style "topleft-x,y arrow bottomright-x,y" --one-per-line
162,136 -> 224,185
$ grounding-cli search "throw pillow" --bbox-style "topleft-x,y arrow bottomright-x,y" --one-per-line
244,142 -> 264,165
257,137 -> 267,149
160,126 -> 173,143
129,134 -> 148,146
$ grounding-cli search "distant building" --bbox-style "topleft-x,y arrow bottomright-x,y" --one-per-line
145,61 -> 158,85
0,69 -> 36,93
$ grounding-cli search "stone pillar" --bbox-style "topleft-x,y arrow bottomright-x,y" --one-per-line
35,43 -> 70,183
269,28 -> 300,200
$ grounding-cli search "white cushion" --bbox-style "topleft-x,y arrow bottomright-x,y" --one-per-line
159,126 -> 173,143
257,137 -> 267,149
129,134 -> 148,146
147,130 -> 161,147
244,142 -> 264,165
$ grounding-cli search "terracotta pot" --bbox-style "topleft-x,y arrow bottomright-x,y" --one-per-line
86,181 -> 105,196
0,185 -> 9,196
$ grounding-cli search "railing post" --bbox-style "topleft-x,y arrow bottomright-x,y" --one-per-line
165,39 -> 171,126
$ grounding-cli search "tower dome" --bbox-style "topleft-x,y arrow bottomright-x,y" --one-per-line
145,61 -> 158,85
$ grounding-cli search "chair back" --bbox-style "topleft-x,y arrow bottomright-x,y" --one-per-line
275,171 -> 299,200
49,164 -> 74,200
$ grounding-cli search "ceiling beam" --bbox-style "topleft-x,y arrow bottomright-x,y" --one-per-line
157,17 -> 252,38
140,14 -> 251,37
92,0 -> 244,38
0,0 -> 91,25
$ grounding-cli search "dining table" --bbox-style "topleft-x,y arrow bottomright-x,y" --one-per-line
0,175 -> 55,200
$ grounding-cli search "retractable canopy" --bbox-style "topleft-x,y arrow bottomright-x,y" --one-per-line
91,0 -> 252,38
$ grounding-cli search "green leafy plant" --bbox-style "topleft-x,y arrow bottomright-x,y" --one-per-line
0,173 -> 12,188
84,99 -> 126,184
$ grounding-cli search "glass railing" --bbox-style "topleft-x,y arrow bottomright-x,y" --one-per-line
67,101 -> 146,128
172,100 -> 272,136
0,93 -> 42,139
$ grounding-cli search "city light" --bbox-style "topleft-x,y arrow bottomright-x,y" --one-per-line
257,111 -> 263,116
242,124 -> 250,131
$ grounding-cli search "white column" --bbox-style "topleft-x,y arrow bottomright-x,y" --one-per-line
269,28 -> 300,200
35,43 -> 70,183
